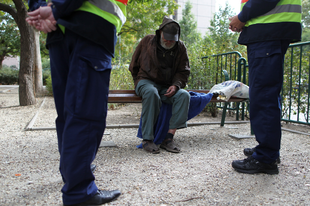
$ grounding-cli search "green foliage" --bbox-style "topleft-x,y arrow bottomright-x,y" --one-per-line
282,43 -> 310,121
39,32 -> 49,58
185,39 -> 221,116
301,0 -> 310,42
199,2 -> 247,97
0,65 -> 18,84
36,57 -> 51,92
41,57 -> 50,70
114,0 -> 178,64
0,63 -> 51,87
45,75 -> 53,96
208,3 -> 241,54
302,28 -> 310,42
123,0 -> 178,39
302,0 -> 310,29
179,1 -> 201,45
186,39 -> 213,89
185,3 -> 247,87
110,64 -> 134,90
42,68 -> 51,85
40,57 -> 51,85
0,13 -> 20,67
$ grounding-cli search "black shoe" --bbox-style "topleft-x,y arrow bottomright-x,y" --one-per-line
243,147 -> 281,164
91,164 -> 96,173
243,147 -> 255,156
232,156 -> 279,174
64,189 -> 121,206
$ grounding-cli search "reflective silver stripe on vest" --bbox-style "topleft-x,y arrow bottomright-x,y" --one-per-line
88,0 -> 126,25
261,4 -> 301,17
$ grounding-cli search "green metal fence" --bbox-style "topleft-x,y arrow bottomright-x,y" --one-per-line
197,51 -> 249,121
282,41 -> 310,125
194,41 -> 310,126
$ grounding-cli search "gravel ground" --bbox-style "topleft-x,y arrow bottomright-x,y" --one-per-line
1,86 -> 310,206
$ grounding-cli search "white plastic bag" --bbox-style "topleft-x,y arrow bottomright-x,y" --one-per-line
209,80 -> 249,101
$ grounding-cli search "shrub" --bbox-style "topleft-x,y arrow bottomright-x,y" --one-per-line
0,66 -> 19,85
42,68 -> 51,85
45,75 -> 53,96
110,64 -> 134,90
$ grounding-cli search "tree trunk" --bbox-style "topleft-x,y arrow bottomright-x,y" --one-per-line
34,29 -> 43,95
0,55 -> 4,70
14,0 -> 36,106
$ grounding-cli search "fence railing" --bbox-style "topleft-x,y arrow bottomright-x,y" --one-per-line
195,51 -> 249,121
282,41 -> 310,125
192,41 -> 310,126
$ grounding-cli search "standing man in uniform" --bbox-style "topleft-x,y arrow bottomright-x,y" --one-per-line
26,0 -> 127,205
229,0 -> 302,174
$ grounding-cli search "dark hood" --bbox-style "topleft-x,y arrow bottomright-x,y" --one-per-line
155,16 -> 181,40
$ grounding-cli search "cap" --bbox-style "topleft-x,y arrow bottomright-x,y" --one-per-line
162,23 -> 179,41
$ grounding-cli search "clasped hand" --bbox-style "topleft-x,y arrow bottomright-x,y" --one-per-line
26,4 -> 57,33
228,15 -> 245,33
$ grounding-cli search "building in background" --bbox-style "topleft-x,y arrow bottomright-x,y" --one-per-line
174,0 -> 216,35
3,56 -> 19,69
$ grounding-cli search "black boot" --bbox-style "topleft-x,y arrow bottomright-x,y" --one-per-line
232,156 -> 279,174
243,147 -> 281,164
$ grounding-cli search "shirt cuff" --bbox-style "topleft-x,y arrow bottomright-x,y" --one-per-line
238,12 -> 247,23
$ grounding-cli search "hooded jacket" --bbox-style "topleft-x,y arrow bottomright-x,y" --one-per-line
129,17 -> 190,89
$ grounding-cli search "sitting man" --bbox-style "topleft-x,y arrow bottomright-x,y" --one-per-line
129,16 -> 191,154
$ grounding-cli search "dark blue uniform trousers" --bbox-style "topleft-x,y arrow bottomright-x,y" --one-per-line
48,30 -> 112,205
247,40 -> 290,164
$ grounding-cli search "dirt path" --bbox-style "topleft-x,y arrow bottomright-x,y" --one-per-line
0,91 -> 309,205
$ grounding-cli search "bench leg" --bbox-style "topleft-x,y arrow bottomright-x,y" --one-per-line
220,102 -> 228,127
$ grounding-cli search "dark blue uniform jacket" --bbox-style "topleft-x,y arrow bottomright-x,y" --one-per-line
237,0 -> 302,44
28,0 -> 117,56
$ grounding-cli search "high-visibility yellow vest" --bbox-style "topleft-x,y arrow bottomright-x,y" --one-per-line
77,0 -> 127,33
241,0 -> 301,27
59,0 -> 127,33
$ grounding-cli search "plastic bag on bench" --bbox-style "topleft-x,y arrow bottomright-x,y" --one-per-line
209,80 -> 249,101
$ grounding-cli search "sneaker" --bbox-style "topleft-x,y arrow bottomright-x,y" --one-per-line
232,156 -> 279,174
243,147 -> 281,164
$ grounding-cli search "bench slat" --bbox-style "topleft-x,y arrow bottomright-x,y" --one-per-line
108,90 -> 246,103
108,93 -> 142,103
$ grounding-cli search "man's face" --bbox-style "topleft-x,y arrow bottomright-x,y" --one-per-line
160,32 -> 176,49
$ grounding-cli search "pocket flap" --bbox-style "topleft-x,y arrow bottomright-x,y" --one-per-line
255,47 -> 281,58
79,56 -> 112,71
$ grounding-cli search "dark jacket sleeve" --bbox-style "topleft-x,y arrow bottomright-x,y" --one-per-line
51,0 -> 86,20
128,39 -> 144,82
238,0 -> 281,22
28,0 -> 47,11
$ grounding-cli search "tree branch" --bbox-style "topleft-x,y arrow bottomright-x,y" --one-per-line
0,3 -> 17,20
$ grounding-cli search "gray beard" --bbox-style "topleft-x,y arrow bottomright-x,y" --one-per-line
160,35 -> 176,50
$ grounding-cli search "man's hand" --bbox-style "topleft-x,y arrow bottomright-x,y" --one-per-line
229,15 -> 245,33
164,85 -> 177,97
26,5 -> 57,33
